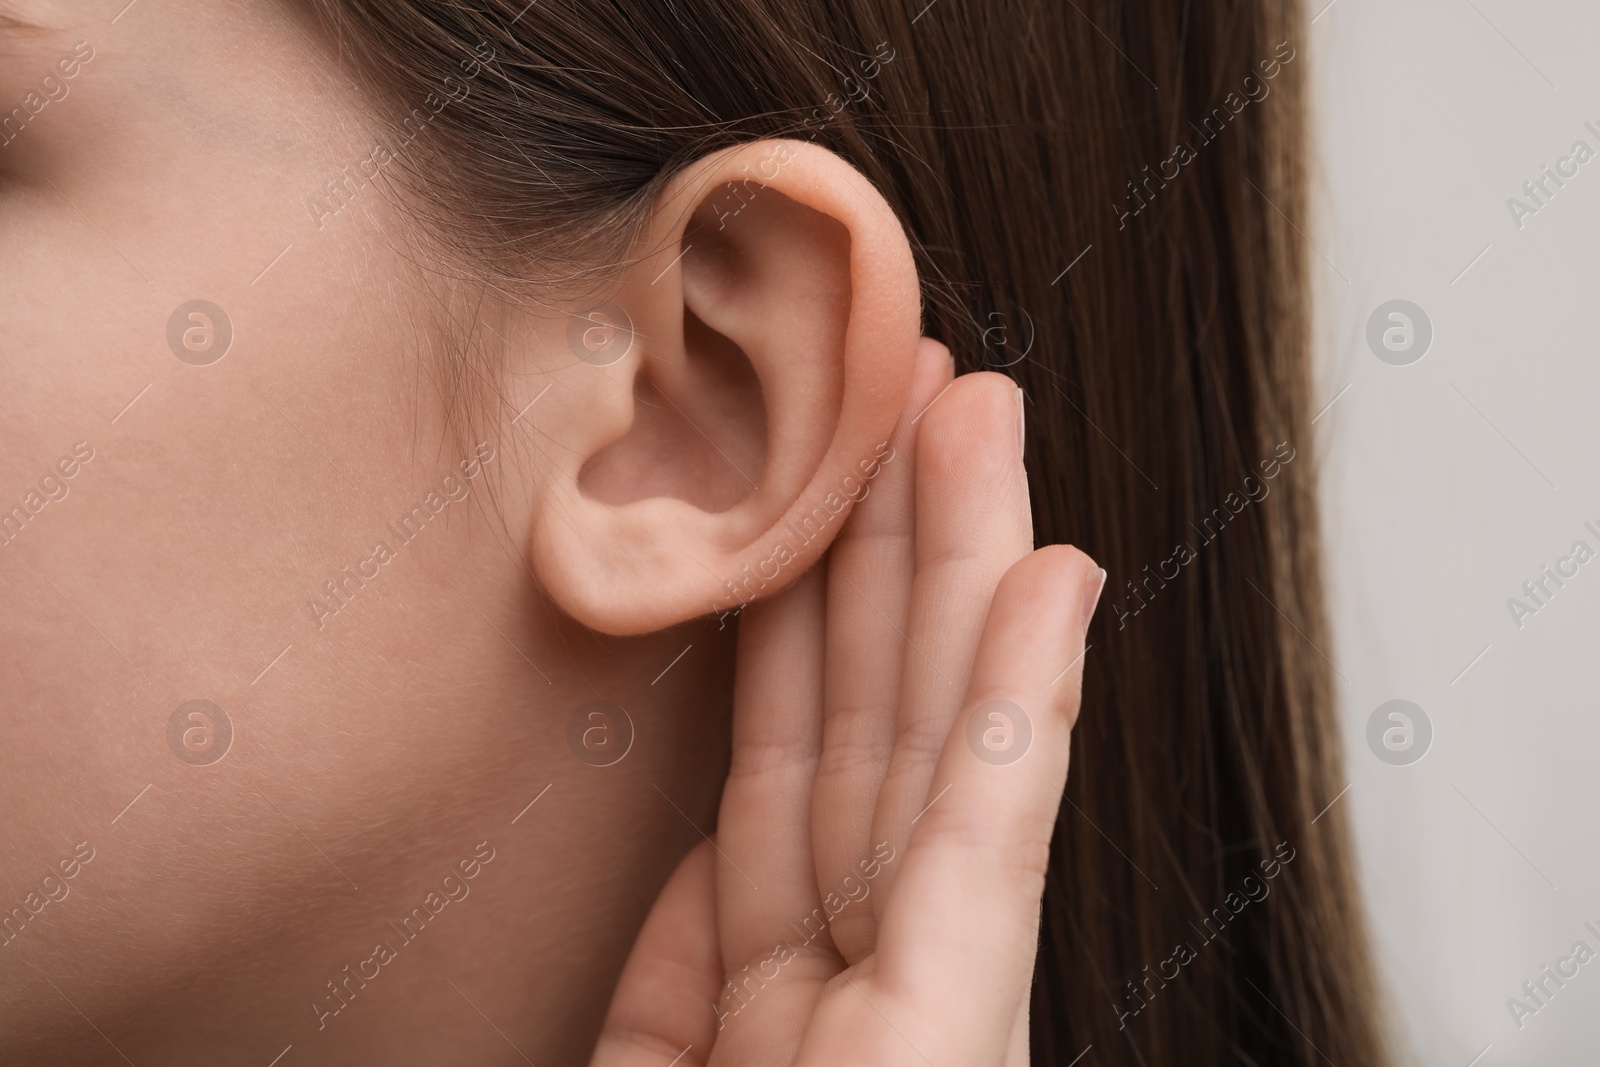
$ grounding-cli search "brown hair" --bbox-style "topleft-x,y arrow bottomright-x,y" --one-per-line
300,0 -> 1390,1062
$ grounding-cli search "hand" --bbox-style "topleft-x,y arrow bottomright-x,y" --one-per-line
592,339 -> 1104,1067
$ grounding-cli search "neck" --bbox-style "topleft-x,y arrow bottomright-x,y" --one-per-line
14,591 -> 736,1067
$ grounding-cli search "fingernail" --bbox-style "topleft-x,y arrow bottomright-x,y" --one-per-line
1082,567 -> 1106,630
1015,386 -> 1026,461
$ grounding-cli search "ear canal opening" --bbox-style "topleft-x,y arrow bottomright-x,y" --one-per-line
577,305 -> 767,513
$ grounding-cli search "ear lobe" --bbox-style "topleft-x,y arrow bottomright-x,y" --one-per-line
527,139 -> 920,637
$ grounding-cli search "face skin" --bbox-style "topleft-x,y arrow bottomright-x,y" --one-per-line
0,2 -> 728,1063
0,2 -> 918,1064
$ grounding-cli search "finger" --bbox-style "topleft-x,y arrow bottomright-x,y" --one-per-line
591,841 -> 720,1067
868,372 -> 1033,910
814,337 -> 952,963
709,563 -> 836,1060
876,546 -> 1103,1059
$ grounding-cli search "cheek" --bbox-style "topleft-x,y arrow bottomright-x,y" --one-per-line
0,8 -> 506,1026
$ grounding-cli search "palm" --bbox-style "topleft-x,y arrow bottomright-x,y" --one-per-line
590,348 -> 1099,1067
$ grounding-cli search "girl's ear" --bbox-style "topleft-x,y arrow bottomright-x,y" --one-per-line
518,139 -> 921,636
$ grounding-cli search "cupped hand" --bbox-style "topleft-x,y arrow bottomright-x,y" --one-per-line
592,339 -> 1105,1067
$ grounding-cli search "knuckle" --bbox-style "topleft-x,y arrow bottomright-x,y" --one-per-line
726,737 -> 817,782
815,735 -> 895,779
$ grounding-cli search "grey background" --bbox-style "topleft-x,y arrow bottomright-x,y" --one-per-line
1313,0 -> 1600,1060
